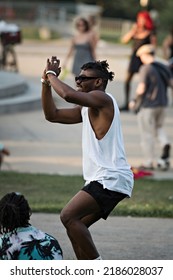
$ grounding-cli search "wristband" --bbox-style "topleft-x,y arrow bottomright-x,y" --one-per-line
46,70 -> 57,77
41,78 -> 51,87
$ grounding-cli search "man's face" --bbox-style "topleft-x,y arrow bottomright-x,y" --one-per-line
75,69 -> 101,92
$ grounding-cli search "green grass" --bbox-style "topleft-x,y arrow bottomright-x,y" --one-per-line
100,30 -> 121,44
22,26 -> 61,41
0,171 -> 173,218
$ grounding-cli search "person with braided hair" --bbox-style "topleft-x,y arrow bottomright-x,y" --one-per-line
41,58 -> 134,260
0,192 -> 63,260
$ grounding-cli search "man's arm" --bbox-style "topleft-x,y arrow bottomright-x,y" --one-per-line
129,82 -> 146,112
45,57 -> 112,108
41,69 -> 82,124
136,82 -> 146,96
42,57 -> 112,122
47,74 -> 111,108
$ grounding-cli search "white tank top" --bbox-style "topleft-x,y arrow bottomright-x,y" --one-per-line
81,93 -> 134,197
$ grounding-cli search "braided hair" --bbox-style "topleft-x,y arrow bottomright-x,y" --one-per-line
0,192 -> 31,234
81,60 -> 115,89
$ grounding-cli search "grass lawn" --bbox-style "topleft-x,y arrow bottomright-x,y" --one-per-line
0,171 -> 173,218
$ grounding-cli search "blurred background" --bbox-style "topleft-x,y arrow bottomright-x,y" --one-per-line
0,0 -> 172,44
0,0 -> 173,175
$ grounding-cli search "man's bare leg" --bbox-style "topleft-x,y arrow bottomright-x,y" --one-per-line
60,191 -> 102,259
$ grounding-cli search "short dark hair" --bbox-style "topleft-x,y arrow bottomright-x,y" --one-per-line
0,192 -> 31,234
75,17 -> 90,32
81,60 -> 115,89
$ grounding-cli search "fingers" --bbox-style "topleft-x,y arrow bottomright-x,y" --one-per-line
51,56 -> 57,60
45,57 -> 61,77
51,56 -> 57,62
47,57 -> 60,65
51,56 -> 60,65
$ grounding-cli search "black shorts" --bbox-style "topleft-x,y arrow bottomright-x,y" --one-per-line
82,181 -> 127,220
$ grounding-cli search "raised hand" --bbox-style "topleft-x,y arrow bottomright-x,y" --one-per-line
46,56 -> 61,77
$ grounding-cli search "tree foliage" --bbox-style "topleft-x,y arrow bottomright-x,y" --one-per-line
77,0 -> 173,29
1,0 -> 173,29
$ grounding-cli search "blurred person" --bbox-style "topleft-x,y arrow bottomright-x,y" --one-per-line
41,57 -> 134,260
0,192 -> 63,260
88,14 -> 100,49
62,17 -> 97,77
162,26 -> 173,104
0,20 -> 21,72
121,10 -> 156,111
162,26 -> 173,62
0,143 -> 10,169
129,44 -> 173,170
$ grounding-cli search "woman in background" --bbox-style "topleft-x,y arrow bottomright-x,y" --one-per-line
121,10 -> 157,111
63,17 -> 97,76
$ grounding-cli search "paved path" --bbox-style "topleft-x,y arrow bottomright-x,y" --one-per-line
30,213 -> 173,260
0,39 -> 173,260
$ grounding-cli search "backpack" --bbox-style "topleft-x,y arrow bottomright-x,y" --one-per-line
151,61 -> 171,87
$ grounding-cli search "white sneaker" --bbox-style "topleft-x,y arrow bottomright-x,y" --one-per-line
157,158 -> 170,171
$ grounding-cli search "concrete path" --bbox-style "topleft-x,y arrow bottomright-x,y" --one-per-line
0,39 -> 173,260
31,213 -> 173,260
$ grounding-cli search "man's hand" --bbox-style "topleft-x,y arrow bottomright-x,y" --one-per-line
42,69 -> 47,80
46,56 -> 61,77
129,95 -> 143,114
128,100 -> 136,111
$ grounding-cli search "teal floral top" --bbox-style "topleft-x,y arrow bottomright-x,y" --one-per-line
0,226 -> 63,260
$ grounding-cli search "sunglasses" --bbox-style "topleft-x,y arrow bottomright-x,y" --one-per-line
75,76 -> 100,82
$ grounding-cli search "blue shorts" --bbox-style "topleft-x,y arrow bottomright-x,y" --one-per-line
82,181 -> 127,219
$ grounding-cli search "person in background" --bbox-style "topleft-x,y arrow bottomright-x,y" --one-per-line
0,192 -> 63,260
162,26 -> 173,104
121,10 -> 156,111
0,143 -> 10,169
129,44 -> 173,170
62,17 -> 97,77
88,14 -> 100,49
162,26 -> 173,62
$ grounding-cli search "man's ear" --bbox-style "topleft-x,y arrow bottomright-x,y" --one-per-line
95,78 -> 103,87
